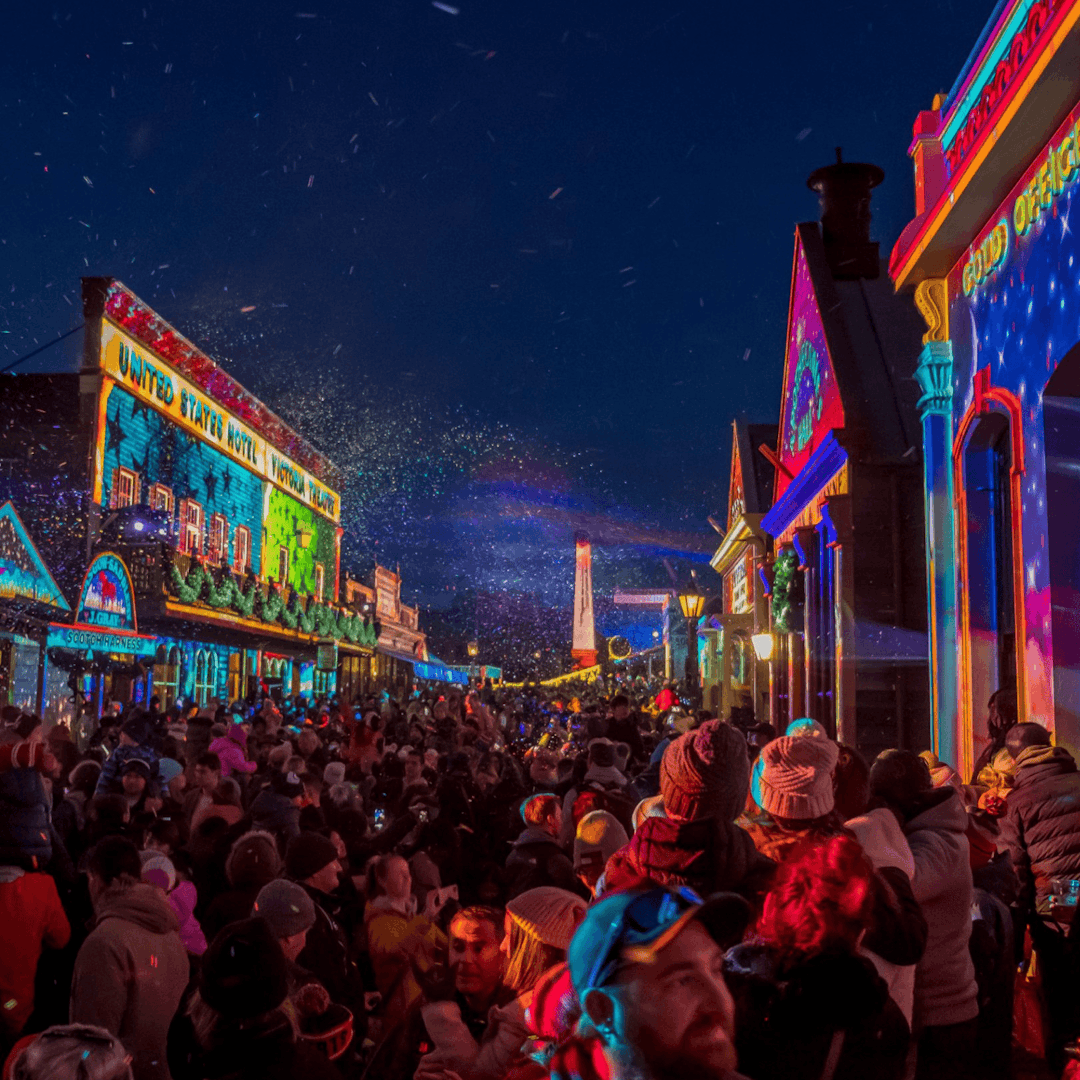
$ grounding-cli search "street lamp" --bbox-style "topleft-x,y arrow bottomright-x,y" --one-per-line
678,590 -> 706,708
467,640 -> 479,658
751,632 -> 775,662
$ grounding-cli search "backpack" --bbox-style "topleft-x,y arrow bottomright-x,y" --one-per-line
571,780 -> 635,837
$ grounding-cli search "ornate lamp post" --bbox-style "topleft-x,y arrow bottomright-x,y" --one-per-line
677,590 -> 706,709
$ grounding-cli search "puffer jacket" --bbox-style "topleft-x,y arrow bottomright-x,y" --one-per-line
999,744 -> 1080,910
208,726 -> 257,779
94,743 -> 158,796
0,764 -> 52,870
603,815 -> 775,901
724,944 -> 910,1080
904,788 -> 979,1028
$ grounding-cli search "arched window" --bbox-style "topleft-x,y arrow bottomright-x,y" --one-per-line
154,645 -> 182,708
194,649 -> 217,706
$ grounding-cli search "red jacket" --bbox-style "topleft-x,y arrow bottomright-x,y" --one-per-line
0,871 -> 70,1036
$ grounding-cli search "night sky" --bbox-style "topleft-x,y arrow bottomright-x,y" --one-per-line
3,0 -> 990,650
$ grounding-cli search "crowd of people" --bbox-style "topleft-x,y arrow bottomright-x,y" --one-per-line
1,678 -> 1079,1080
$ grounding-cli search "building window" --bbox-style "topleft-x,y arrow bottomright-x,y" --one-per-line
178,499 -> 204,556
278,546 -> 289,587
194,648 -> 217,705
148,483 -> 174,517
233,526 -> 251,575
112,467 -> 141,509
315,563 -> 325,602
154,645 -> 182,708
208,513 -> 229,565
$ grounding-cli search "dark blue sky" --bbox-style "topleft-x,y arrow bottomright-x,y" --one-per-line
2,0 -> 989,632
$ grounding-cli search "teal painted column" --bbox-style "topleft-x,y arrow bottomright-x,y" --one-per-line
914,341 -> 957,764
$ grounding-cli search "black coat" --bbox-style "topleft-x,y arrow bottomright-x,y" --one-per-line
504,827 -> 588,900
723,944 -> 910,1080
999,746 -> 1080,910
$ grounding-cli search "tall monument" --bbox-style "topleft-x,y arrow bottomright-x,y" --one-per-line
572,531 -> 598,667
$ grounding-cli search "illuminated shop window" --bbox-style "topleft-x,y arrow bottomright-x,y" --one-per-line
233,526 -> 251,574
278,546 -> 289,586
208,514 -> 229,565
315,563 -> 325,602
178,499 -> 204,556
149,483 -> 174,517
154,645 -> 182,708
194,648 -> 218,705
113,467 -> 141,509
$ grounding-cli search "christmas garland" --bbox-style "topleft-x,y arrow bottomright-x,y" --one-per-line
167,557 -> 380,644
771,549 -> 798,635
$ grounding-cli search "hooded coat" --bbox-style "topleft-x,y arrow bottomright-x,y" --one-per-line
603,815 -> 775,900
998,744 -> 1080,910
208,726 -> 257,779
903,788 -> 979,1029
71,881 -> 189,1080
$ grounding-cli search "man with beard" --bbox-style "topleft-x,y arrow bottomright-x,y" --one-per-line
567,885 -> 748,1080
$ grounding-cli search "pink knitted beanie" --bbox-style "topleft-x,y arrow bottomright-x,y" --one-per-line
758,735 -> 839,820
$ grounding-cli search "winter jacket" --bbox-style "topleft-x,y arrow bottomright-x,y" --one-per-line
0,764 -> 53,870
208,726 -> 257,779
167,880 -> 207,955
297,883 -> 366,1015
418,993 -> 530,1080
723,944 -> 910,1080
0,868 -> 71,1037
903,788 -> 979,1029
196,1012 -> 342,1080
364,896 -> 446,1031
505,827 -> 588,901
603,815 -> 775,901
201,882 -> 265,943
998,744 -> 1080,911
71,881 -> 189,1080
95,743 -> 159,797
250,790 -> 301,845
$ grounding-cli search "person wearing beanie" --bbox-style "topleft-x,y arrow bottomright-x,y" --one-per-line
208,723 -> 257,780
286,832 -> 364,1017
323,761 -> 347,788
191,918 -> 341,1080
250,769 -> 304,844
604,719 -> 774,902
140,850 -> 207,956
415,887 -> 587,1080
254,878 -> 316,959
93,714 -> 159,798
558,739 -> 632,848
202,830 -> 283,942
573,810 -> 629,896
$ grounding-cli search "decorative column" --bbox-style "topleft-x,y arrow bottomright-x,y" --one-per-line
913,279 -> 957,764
823,495 -> 856,747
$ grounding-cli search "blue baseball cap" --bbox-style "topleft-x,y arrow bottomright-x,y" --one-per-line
567,886 -> 749,997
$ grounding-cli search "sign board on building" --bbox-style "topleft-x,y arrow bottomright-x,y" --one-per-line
317,640 -> 338,671
46,623 -> 158,657
76,552 -> 138,631
98,323 -> 340,522
0,502 -> 70,611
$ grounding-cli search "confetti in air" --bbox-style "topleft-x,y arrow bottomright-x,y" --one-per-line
432,1 -> 460,13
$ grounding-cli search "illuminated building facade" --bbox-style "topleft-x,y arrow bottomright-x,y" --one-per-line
1,278 -> 379,713
704,419 -> 777,720
891,0 -> 1080,774
761,164 -> 930,757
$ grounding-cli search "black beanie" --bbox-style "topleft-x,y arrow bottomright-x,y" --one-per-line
200,918 -> 288,1018
285,831 -> 339,882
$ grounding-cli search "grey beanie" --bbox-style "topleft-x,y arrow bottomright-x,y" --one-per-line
252,878 -> 316,939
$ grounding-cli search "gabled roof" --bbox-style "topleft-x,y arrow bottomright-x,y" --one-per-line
774,223 -> 923,504
0,501 -> 70,612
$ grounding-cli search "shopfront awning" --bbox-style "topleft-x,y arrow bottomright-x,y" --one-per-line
710,513 -> 766,576
378,647 -> 469,685
47,622 -> 158,658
